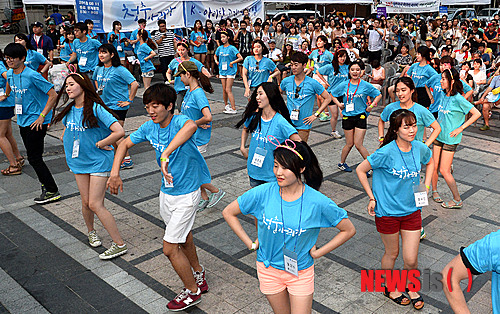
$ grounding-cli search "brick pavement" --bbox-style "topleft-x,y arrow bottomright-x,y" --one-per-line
0,66 -> 498,313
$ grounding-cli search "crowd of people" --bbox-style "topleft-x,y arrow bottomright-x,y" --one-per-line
0,8 -> 498,313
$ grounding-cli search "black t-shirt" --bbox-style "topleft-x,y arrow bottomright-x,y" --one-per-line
354,27 -> 364,36
215,28 -> 234,44
467,29 -> 484,49
47,29 -> 60,46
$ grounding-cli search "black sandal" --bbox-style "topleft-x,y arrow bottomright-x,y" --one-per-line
383,287 -> 410,306
406,288 -> 425,310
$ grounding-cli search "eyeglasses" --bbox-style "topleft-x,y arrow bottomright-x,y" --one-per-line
4,57 -> 16,61
295,86 -> 301,98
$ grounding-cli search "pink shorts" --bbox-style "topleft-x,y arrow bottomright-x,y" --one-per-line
256,261 -> 314,296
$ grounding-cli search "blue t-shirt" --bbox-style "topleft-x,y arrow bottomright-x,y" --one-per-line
463,229 -> 500,314
129,115 -> 211,196
73,38 -> 101,73
281,76 -> 325,130
437,94 -> 473,145
59,41 -> 74,62
190,31 -> 208,54
92,65 -> 136,111
181,87 -> 211,146
168,57 -> 204,93
332,80 -> 381,116
137,43 -> 155,73
62,104 -> 117,174
88,31 -> 97,39
238,182 -> 348,270
243,113 -> 297,182
427,74 -> 473,113
130,29 -> 151,54
407,62 -> 437,88
318,64 -> 349,94
243,56 -> 277,88
381,102 -> 436,142
107,32 -> 126,58
215,45 -> 239,76
0,63 -> 14,108
50,12 -> 63,25
309,49 -> 333,74
367,140 -> 432,217
25,49 -> 46,71
7,67 -> 53,127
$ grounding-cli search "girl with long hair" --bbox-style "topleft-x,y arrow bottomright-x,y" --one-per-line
331,60 -> 382,174
236,82 -> 301,188
204,19 -> 217,75
0,49 -> 23,175
93,44 -> 139,169
318,49 -> 350,139
357,109 -> 434,311
137,29 -> 157,90
242,39 -> 279,99
176,61 -> 226,211
14,33 -> 51,75
52,71 -> 127,260
223,139 -> 355,313
307,35 -> 333,123
401,46 -> 437,108
215,31 -> 242,114
190,20 -> 208,64
59,27 -> 75,63
107,21 -> 126,66
279,42 -> 294,80
431,68 -> 480,209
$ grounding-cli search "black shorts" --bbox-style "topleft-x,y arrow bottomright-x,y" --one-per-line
342,113 -> 368,130
111,109 -> 128,121
460,247 -> 482,275
0,106 -> 14,120
416,87 -> 431,108
432,111 -> 438,119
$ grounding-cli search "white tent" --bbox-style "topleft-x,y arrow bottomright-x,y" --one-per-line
23,0 -> 75,4
441,0 -> 489,4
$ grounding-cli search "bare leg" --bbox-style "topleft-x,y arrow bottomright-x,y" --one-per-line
0,119 -> 18,166
328,104 -> 339,132
340,129 -> 354,163
163,240 -> 198,292
289,293 -> 314,314
226,78 -> 236,110
266,289 -> 291,314
401,229 -> 423,308
221,78 -> 228,107
179,231 -> 202,272
431,145 -> 442,193
143,76 -> 152,90
439,150 -> 461,201
441,255 -> 471,313
380,232 -> 408,300
482,102 -> 491,126
353,128 -> 369,159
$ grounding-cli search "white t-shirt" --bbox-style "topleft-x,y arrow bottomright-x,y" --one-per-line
267,48 -> 282,62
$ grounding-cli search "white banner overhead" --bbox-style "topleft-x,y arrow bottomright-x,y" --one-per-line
263,0 -> 372,3
441,0 -> 489,4
380,0 -> 440,14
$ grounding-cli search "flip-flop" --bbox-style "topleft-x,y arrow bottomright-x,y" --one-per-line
431,190 -> 443,203
441,199 -> 463,209
384,287 -> 410,306
406,288 -> 425,310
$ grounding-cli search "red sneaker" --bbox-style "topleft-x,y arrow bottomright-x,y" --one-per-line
194,266 -> 209,293
166,288 -> 201,311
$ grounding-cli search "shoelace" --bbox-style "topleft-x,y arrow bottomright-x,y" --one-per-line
194,272 -> 203,284
175,289 -> 189,302
89,232 -> 99,242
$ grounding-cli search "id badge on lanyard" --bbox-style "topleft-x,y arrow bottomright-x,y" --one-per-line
346,102 -> 354,112
283,247 -> 299,277
37,48 -> 43,54
413,184 -> 428,207
163,176 -> 174,188
0,88 -> 5,96
251,147 -> 267,168
290,109 -> 299,121
79,56 -> 87,66
117,45 -> 123,52
15,95 -> 22,115
72,139 -> 80,158
221,62 -> 228,71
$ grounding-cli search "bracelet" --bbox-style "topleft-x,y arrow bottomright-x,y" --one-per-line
40,113 -> 46,118
425,184 -> 430,189
160,157 -> 169,162
369,104 -> 374,108
378,137 -> 384,142
369,199 -> 376,202
250,242 -> 257,251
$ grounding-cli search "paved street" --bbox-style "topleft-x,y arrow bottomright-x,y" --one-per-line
0,35 -> 498,313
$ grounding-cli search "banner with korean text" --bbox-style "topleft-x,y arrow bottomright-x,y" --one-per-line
380,0 -> 440,14
76,0 -> 264,33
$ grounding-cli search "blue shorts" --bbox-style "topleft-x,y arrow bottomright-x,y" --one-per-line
0,106 -> 14,120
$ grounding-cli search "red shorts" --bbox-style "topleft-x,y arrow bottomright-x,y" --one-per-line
375,210 -> 422,234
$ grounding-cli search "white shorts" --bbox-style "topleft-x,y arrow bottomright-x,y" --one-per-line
197,143 -> 208,154
90,171 -> 110,177
159,189 -> 201,243
219,74 -> 236,79
486,92 -> 500,104
142,70 -> 155,78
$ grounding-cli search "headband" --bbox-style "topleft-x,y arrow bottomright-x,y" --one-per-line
267,135 -> 303,160
62,64 -> 85,81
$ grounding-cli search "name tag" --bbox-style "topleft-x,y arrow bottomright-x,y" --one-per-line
72,139 -> 80,158
163,176 -> 174,188
37,48 -> 43,54
79,56 -> 87,66
290,109 -> 299,121
283,248 -> 299,277
221,62 -> 228,71
127,56 -> 137,63
117,45 -> 123,52
15,96 -> 22,114
251,147 -> 267,168
413,184 -> 428,207
346,102 -> 354,112
0,88 -> 5,96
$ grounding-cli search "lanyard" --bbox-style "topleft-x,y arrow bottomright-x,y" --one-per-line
72,106 -> 81,141
257,114 -> 275,149
346,80 -> 360,104
280,185 -> 304,253
396,142 -> 418,185
14,70 -> 22,99
292,77 -> 304,108
68,41 -> 73,53
181,86 -> 200,112
99,66 -> 113,89
35,36 -> 43,49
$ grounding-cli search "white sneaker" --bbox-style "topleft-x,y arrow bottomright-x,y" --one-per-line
330,130 -> 342,139
224,105 -> 231,111
223,108 -> 238,114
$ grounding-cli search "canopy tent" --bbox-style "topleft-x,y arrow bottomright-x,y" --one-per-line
441,0 -> 489,4
263,0 -> 372,3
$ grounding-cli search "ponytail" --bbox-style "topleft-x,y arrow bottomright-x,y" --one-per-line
273,140 -> 323,190
146,37 -> 157,50
189,70 -> 213,93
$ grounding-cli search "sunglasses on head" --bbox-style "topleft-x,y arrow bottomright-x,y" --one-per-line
295,86 -> 301,98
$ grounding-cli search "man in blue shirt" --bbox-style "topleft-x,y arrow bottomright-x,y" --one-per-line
29,22 -> 54,61
67,23 -> 101,79
45,8 -> 63,26
4,43 -> 60,204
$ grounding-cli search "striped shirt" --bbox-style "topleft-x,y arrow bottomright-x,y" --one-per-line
154,31 -> 176,57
